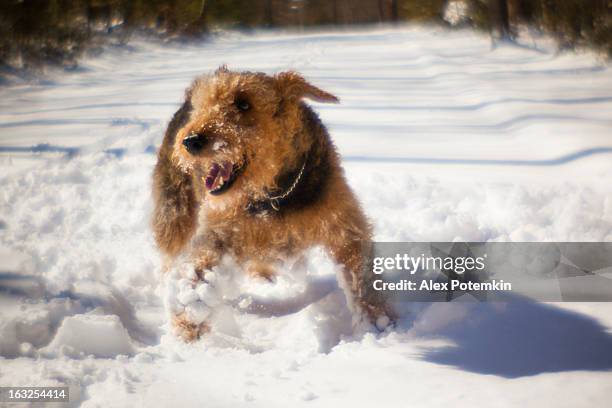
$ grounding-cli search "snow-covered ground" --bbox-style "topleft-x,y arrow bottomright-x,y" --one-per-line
1,25 -> 612,407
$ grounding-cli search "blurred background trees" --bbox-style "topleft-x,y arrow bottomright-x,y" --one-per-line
0,0 -> 610,78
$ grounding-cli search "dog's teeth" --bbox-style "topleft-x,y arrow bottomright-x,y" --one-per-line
210,175 -> 225,192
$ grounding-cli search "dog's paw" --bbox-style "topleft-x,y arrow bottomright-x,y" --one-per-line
172,275 -> 223,342
172,311 -> 210,342
351,302 -> 396,334
375,315 -> 391,331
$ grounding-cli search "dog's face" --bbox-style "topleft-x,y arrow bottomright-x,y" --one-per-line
172,67 -> 338,207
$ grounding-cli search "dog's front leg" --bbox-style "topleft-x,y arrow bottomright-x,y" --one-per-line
171,242 -> 224,342
330,240 -> 395,331
171,270 -> 222,342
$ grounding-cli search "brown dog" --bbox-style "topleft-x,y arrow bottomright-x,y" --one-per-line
152,66 -> 391,341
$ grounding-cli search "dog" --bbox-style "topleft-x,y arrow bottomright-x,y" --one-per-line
152,66 -> 392,341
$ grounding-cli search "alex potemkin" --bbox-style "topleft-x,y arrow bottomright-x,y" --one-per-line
373,279 -> 512,291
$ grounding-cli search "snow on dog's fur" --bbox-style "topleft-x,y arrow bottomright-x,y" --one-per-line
152,66 -> 393,341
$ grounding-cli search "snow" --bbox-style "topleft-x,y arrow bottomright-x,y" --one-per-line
1,25 -> 612,407
43,314 -> 134,358
443,0 -> 471,26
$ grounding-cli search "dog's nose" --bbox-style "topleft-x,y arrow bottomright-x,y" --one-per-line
182,133 -> 207,154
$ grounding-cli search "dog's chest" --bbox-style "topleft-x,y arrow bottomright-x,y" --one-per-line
202,209 -> 298,257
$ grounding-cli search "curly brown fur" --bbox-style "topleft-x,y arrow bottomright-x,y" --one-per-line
152,67 -> 393,340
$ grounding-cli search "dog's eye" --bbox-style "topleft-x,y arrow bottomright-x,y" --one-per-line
235,97 -> 250,112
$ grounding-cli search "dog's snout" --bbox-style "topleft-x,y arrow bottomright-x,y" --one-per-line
182,133 -> 207,154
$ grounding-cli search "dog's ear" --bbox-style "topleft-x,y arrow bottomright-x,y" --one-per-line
152,90 -> 198,258
274,71 -> 339,104
215,64 -> 229,74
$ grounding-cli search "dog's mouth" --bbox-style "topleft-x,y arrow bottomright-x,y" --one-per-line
203,160 -> 244,195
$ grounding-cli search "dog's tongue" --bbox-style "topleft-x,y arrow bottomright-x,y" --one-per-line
219,161 -> 232,180
205,162 -> 232,190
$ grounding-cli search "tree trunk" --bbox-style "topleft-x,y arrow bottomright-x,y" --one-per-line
195,0 -> 208,30
333,0 -> 338,25
489,0 -> 512,40
185,0 -> 207,36
391,0 -> 398,23
265,0 -> 274,27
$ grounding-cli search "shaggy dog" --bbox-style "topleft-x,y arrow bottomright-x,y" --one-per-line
152,66 -> 392,341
